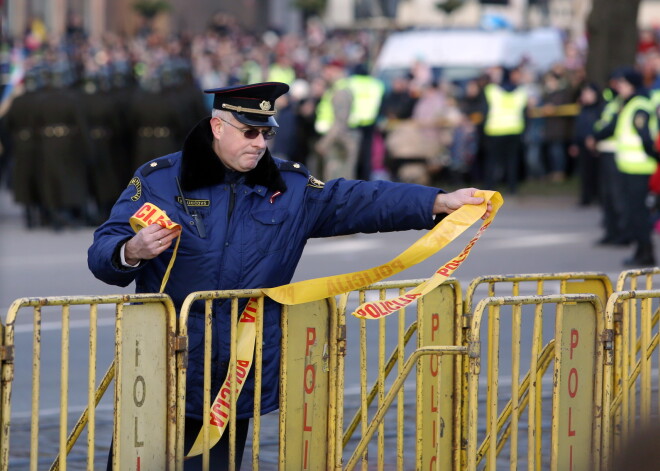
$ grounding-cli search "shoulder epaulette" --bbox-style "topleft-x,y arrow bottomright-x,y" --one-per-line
139,156 -> 175,177
277,160 -> 310,177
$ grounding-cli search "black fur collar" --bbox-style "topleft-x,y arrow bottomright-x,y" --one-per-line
179,118 -> 287,193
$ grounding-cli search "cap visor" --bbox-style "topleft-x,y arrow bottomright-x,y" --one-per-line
232,111 -> 279,128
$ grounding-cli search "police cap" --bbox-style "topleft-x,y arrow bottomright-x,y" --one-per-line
204,82 -> 289,127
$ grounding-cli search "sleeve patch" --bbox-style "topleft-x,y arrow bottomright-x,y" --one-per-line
128,177 -> 142,201
307,175 -> 325,189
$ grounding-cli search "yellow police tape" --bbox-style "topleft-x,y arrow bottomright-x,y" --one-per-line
263,190 -> 503,319
130,190 -> 502,455
129,203 -> 182,293
186,298 -> 258,458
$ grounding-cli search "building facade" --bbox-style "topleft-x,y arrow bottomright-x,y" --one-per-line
4,0 -> 660,41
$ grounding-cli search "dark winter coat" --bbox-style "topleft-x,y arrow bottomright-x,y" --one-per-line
88,118 -> 441,420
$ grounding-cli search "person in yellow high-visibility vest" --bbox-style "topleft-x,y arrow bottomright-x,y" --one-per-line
594,67 -> 658,266
314,59 -> 360,180
482,65 -> 529,194
347,63 -> 385,180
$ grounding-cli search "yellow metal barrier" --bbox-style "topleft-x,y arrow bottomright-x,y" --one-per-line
0,294 -> 177,471
464,272 -> 613,316
465,293 -> 611,471
610,268 -> 660,416
615,267 -> 660,291
336,279 -> 464,470
178,290 -> 334,470
461,272 -> 613,469
604,289 -> 660,470
2,270 -> 658,470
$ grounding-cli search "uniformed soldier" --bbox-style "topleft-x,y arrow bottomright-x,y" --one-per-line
128,72 -> 186,171
5,67 -> 45,227
79,70 -> 124,221
109,59 -> 138,184
37,59 -> 92,229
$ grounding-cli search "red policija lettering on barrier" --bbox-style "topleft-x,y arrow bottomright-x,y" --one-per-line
567,328 -> 579,470
302,327 -> 316,469
427,312 -> 443,468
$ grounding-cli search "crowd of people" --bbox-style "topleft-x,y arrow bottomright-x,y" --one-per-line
1,13 -> 660,266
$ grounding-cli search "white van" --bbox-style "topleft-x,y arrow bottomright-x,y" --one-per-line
373,27 -> 565,85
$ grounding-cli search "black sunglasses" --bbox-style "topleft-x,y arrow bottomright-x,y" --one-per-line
219,117 -> 277,140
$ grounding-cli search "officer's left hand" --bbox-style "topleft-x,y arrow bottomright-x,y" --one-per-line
433,188 -> 492,220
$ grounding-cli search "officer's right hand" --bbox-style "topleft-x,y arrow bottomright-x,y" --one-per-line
124,224 -> 181,265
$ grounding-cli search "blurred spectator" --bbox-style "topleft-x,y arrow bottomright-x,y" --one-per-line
346,63 -> 385,180
590,72 -> 628,246
569,81 -> 604,206
314,60 -> 359,180
482,65 -> 528,194
269,92 -> 297,160
541,70 -> 576,183
457,78 -> 487,183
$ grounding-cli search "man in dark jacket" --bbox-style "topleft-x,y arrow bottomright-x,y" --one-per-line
88,82 -> 490,470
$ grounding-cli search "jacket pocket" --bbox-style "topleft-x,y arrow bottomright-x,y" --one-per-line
246,208 -> 290,255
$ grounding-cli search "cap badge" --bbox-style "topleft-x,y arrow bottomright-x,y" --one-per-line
260,100 -> 272,111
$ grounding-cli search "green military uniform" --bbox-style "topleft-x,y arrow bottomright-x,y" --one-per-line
37,78 -> 91,228
128,79 -> 186,171
6,84 -> 43,226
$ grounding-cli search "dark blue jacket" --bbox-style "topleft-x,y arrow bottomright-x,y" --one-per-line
88,119 -> 441,419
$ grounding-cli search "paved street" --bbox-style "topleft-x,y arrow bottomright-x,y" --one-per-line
0,184 -> 642,313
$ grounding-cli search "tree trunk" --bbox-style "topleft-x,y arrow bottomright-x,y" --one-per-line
586,0 -> 641,88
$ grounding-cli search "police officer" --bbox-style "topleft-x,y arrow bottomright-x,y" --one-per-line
482,65 -> 528,194
588,72 -> 627,245
88,81 -> 491,470
594,67 -> 658,266
314,60 -> 360,180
